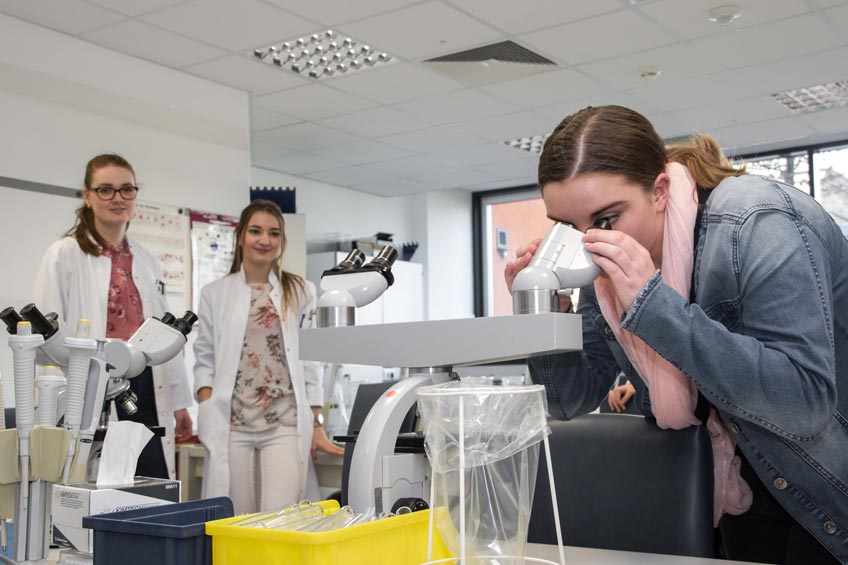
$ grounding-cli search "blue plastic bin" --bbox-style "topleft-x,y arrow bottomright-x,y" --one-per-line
82,496 -> 233,565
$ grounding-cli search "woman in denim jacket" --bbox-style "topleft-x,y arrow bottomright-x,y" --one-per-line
505,105 -> 847,564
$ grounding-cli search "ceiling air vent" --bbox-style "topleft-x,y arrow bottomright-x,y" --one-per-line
422,41 -> 557,86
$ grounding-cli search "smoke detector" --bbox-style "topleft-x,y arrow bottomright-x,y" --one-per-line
708,4 -> 743,25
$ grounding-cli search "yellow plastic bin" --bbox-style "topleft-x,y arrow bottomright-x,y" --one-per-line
205,500 -> 453,565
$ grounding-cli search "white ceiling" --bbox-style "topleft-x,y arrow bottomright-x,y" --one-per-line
3,0 -> 848,196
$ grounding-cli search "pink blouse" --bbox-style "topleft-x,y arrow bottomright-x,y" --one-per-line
231,283 -> 297,431
101,240 -> 145,340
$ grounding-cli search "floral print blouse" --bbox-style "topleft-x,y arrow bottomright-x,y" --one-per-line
101,240 -> 144,340
231,283 -> 296,430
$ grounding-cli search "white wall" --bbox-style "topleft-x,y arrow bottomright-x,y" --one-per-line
251,166 -> 421,250
0,13 -> 252,406
418,190 -> 475,321
251,166 -> 474,322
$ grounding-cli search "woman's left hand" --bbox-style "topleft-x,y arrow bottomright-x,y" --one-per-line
583,229 -> 656,311
174,408 -> 193,441
311,426 -> 346,459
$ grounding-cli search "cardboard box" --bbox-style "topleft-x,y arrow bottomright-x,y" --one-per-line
52,477 -> 180,553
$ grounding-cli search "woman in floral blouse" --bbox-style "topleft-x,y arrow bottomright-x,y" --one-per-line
194,200 -> 343,514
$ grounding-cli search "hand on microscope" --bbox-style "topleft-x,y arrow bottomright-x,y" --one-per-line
504,237 -> 573,312
503,237 -> 542,294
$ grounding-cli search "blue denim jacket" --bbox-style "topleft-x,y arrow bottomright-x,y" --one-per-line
530,174 -> 848,561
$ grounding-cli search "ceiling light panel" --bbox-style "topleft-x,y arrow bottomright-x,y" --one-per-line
504,133 -> 550,154
772,81 -> 848,113
249,30 -> 395,80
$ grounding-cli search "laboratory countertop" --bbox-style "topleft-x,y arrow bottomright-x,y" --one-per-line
47,544 -> 771,564
526,543 -> 771,564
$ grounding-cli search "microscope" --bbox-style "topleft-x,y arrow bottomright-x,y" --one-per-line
300,224 -> 602,516
0,304 -> 195,562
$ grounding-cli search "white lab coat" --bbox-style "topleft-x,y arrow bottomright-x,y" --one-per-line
193,268 -> 323,501
33,236 -> 192,480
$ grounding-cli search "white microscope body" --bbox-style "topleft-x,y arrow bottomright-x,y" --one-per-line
302,224 -> 601,515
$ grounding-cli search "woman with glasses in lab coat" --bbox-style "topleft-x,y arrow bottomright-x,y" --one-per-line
33,153 -> 193,480
194,199 -> 344,514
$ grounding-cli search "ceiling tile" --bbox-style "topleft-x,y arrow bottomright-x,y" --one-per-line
690,13 -> 843,69
532,92 -> 665,124
393,89 -> 521,124
317,141 -> 413,165
254,83 -> 377,120
306,165 -> 399,186
85,0 -> 188,17
317,106 -> 428,138
519,9 -> 675,65
481,68 -> 610,109
412,166 -> 491,189
251,106 -> 301,132
82,19 -> 226,68
267,0 -> 420,27
627,71 -> 764,113
253,151 -> 345,175
710,117 -> 817,152
577,43 -> 723,91
250,140 -> 291,160
808,0 -> 848,7
451,111 -> 552,142
186,55 -> 308,94
371,155 -> 464,176
324,62 -> 464,104
340,1 -> 502,59
825,3 -> 848,37
659,96 -> 792,133
726,47 -> 848,96
798,106 -> 848,134
430,143 -> 528,166
445,0 -> 623,34
141,0 -> 318,51
638,0 -> 813,40
252,122 -> 361,150
349,177 -> 433,197
472,156 -> 539,180
378,126 -> 484,153
0,0 -> 124,34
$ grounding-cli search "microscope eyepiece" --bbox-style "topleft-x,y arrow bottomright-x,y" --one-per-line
366,245 -> 398,270
160,312 -> 176,325
0,306 -> 23,335
169,311 -> 198,336
337,249 -> 366,271
20,303 -> 59,338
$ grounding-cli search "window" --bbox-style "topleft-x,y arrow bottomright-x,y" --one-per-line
812,145 -> 848,235
735,151 -> 810,194
476,188 -> 551,317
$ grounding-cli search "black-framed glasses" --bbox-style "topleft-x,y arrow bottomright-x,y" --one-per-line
89,185 -> 139,201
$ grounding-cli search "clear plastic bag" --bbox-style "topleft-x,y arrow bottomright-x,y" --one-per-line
417,382 -> 550,565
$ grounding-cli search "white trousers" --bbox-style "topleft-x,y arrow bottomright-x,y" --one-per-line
228,425 -> 300,514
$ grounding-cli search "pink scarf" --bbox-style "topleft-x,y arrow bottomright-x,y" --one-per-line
594,163 -> 752,526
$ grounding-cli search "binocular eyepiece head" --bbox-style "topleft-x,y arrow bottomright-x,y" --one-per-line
159,311 -> 198,336
0,303 -> 59,337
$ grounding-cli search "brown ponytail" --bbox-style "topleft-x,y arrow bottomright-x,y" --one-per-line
66,154 -> 136,256
230,199 -> 306,316
666,134 -> 746,190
